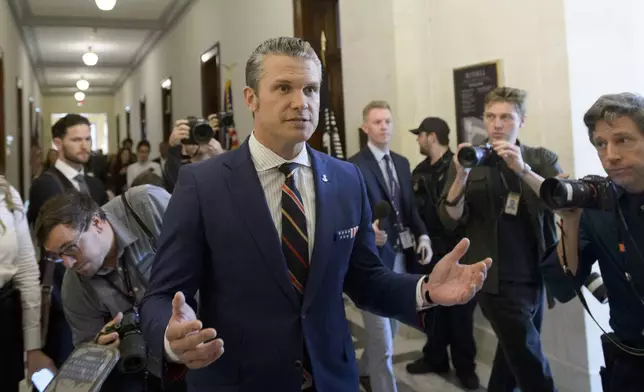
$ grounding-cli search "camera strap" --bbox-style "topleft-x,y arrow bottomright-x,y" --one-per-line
101,256 -> 139,309
559,217 -> 644,356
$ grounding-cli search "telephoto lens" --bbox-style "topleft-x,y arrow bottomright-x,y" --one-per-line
539,175 -> 613,211
457,145 -> 496,168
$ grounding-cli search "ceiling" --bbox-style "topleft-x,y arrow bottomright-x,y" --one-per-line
7,0 -> 196,96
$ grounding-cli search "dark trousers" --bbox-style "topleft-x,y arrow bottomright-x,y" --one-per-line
605,342 -> 644,392
478,282 -> 556,392
421,298 -> 477,374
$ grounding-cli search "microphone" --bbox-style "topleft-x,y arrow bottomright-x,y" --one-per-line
373,201 -> 391,230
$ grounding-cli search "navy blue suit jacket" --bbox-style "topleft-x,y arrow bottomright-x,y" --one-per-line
141,141 -> 422,392
349,147 -> 428,271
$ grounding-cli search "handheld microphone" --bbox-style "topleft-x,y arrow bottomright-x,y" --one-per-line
374,201 -> 392,229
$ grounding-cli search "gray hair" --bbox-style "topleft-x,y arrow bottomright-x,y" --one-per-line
245,37 -> 321,93
583,93 -> 644,139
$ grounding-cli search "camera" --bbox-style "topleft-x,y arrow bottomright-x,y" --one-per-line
217,111 -> 234,128
182,116 -> 213,145
539,175 -> 613,211
457,144 -> 501,168
103,309 -> 147,374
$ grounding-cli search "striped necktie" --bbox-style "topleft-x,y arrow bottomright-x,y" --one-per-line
278,162 -> 310,298
278,163 -> 315,390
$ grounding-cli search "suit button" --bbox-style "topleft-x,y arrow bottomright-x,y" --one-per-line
294,360 -> 303,370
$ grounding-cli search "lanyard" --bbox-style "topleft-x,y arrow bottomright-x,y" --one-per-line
102,256 -> 138,308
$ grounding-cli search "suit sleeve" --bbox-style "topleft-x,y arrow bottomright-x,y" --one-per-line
27,175 -> 61,227
343,165 -> 423,327
437,162 -> 470,231
540,211 -> 596,302
140,165 -> 205,377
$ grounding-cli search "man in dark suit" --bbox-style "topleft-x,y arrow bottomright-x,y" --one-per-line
349,101 -> 432,392
140,37 -> 492,392
27,114 -> 107,370
439,87 -> 562,392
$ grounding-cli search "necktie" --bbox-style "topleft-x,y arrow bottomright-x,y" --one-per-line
74,174 -> 90,194
278,163 -> 314,390
383,155 -> 403,221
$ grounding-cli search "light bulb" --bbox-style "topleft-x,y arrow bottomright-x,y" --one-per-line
82,51 -> 98,66
95,0 -> 117,11
74,91 -> 86,101
76,79 -> 90,91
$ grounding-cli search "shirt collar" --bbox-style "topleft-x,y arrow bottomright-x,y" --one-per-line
93,210 -> 138,276
55,159 -> 84,181
367,141 -> 390,162
248,131 -> 310,172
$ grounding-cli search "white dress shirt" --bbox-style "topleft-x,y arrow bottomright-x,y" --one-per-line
55,159 -> 85,191
248,132 -> 316,257
367,141 -> 400,194
0,182 -> 42,351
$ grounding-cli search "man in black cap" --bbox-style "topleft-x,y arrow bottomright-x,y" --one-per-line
406,117 -> 479,390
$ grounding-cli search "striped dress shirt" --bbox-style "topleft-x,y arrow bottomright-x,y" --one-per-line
248,132 -> 316,258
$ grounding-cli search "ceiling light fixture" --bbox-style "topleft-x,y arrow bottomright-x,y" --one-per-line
95,0 -> 117,11
76,78 -> 90,91
82,48 -> 98,66
74,91 -> 86,101
161,78 -> 172,89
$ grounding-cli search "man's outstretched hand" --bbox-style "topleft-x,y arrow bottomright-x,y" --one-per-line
165,292 -> 225,369
422,238 -> 492,306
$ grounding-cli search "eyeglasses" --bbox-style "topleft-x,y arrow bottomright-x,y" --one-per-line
43,230 -> 83,264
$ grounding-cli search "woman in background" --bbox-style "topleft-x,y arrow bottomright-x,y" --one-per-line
0,176 -> 55,392
107,147 -> 132,196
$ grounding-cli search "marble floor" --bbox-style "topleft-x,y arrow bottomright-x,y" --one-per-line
345,298 -> 490,392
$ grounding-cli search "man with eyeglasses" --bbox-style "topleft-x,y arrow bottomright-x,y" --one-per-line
34,185 -> 170,391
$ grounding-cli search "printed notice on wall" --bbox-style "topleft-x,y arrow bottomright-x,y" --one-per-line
453,61 -> 501,145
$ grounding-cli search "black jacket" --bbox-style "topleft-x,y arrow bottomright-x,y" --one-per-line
349,147 -> 428,271
438,142 -> 562,294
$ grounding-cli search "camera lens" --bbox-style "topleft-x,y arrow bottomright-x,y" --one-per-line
193,122 -> 213,144
540,178 -> 599,210
118,331 -> 148,374
457,146 -> 491,168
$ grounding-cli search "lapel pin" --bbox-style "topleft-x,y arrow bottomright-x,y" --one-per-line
322,174 -> 329,183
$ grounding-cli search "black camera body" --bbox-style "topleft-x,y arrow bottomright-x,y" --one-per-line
217,111 -> 234,128
457,144 -> 501,168
540,175 -> 613,211
103,309 -> 147,374
183,116 -> 213,145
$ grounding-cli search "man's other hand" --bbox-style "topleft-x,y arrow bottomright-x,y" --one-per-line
422,238 -> 492,306
166,292 -> 224,369
95,312 -> 123,348
169,120 -> 190,146
372,220 -> 387,247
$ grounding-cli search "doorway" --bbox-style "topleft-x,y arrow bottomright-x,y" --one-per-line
125,107 -> 131,140
293,0 -> 346,155
0,54 -> 5,174
139,98 -> 147,141
16,79 -> 24,197
200,43 -> 221,118
161,77 -> 173,142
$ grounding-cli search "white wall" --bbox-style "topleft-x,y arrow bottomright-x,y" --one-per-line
42,95 -> 116,153
114,0 -> 294,152
0,0 -> 42,192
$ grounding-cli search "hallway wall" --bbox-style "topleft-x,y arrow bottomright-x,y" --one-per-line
0,0 -> 42,191
114,0 -> 294,154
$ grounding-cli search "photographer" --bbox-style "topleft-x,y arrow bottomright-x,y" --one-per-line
34,185 -> 170,391
541,93 -> 644,391
439,87 -> 562,392
164,115 -> 225,192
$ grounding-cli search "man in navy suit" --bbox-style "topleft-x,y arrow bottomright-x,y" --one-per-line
140,37 -> 492,392
349,100 -> 433,392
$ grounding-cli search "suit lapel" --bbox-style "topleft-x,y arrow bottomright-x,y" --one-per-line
303,148 -> 333,312
362,148 -> 390,200
225,143 -> 300,310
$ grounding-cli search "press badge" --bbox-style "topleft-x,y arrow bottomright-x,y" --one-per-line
504,192 -> 521,216
400,229 -> 415,249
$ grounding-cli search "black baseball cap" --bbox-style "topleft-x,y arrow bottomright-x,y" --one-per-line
409,117 -> 450,138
